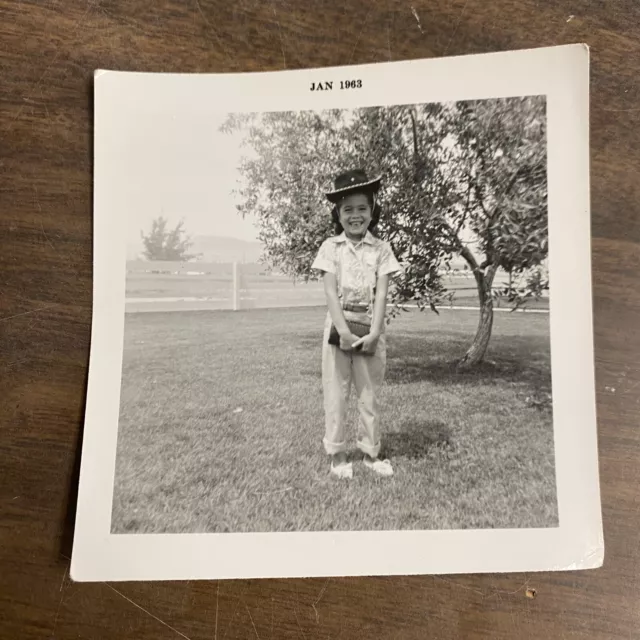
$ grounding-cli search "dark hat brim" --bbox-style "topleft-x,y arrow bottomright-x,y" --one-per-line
325,176 -> 382,203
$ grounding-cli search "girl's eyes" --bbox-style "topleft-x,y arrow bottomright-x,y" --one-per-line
342,206 -> 369,213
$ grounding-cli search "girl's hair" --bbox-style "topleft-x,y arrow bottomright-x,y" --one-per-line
331,190 -> 381,235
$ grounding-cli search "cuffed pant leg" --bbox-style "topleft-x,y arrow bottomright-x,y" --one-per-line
322,338 -> 352,455
352,335 -> 386,458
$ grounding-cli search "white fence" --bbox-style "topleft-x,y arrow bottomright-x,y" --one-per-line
124,260 -> 548,314
125,260 -> 325,313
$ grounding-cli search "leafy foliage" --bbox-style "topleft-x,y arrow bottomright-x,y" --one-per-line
222,97 -> 548,363
456,97 -> 548,274
493,265 -> 549,310
141,216 -> 198,262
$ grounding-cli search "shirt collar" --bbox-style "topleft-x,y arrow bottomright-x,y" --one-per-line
335,231 -> 375,245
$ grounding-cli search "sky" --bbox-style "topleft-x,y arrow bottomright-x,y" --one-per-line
119,111 -> 259,247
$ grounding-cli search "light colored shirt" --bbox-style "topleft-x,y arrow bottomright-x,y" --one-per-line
311,231 -> 402,320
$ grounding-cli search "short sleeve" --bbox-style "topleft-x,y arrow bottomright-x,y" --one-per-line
378,241 -> 402,277
311,239 -> 337,274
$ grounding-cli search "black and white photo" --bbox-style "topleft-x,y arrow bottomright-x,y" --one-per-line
72,45 -> 602,582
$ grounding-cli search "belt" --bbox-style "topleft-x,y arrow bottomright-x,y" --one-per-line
342,302 -> 369,312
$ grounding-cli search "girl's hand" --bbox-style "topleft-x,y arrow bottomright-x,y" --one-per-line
339,332 -> 361,352
351,332 -> 380,354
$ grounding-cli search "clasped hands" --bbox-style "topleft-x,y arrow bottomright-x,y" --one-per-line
339,330 -> 380,355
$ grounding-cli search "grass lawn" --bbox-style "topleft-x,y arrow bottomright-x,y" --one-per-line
111,306 -> 557,533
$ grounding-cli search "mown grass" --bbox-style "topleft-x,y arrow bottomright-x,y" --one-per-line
111,307 -> 557,533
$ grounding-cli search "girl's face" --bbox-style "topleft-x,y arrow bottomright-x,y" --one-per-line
338,193 -> 372,240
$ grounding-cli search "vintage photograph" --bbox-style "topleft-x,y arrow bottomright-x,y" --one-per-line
110,96 -> 556,535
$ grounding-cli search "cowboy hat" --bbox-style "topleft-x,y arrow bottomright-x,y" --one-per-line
325,169 -> 382,203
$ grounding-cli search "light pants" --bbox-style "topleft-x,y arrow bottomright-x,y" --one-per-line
321,323 -> 387,458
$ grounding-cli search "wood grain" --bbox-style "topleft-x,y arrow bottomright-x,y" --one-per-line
1,1 -> 639,638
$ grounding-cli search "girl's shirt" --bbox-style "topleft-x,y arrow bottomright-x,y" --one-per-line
311,231 -> 402,322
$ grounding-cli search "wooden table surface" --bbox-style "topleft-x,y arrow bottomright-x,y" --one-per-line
2,1 -> 639,638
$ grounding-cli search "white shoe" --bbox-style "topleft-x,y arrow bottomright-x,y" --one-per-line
363,458 -> 394,476
330,461 -> 353,479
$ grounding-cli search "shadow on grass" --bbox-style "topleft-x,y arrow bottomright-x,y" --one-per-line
297,332 -> 551,393
382,419 -> 454,460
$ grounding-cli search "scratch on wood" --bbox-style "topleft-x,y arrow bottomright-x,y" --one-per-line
485,577 -> 532,601
222,584 -> 247,640
433,575 -> 487,597
246,603 -> 261,639
271,3 -> 287,69
59,564 -> 69,592
311,578 -> 330,624
104,583 -> 193,640
3,63 -> 59,138
1,0 -> 94,139
347,9 -> 371,64
443,0 -> 470,56
40,221 -> 56,251
410,6 -> 423,33
504,577 -> 531,596
33,185 -> 42,212
193,0 -> 228,57
598,106 -> 640,112
34,98 -> 50,118
214,581 -> 220,639
51,592 -> 64,638
49,564 -> 69,638
0,304 -> 54,323
435,575 -> 535,602
51,565 -> 70,638
294,604 -> 307,639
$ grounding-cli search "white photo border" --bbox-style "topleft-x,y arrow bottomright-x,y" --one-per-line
71,44 -> 603,582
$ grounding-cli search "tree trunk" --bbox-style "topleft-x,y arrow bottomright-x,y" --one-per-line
457,257 -> 498,370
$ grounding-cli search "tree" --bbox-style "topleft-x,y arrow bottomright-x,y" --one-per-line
222,97 -> 548,368
450,97 -> 548,367
140,216 -> 198,261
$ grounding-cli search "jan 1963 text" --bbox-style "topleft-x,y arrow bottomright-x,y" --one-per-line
310,79 -> 363,92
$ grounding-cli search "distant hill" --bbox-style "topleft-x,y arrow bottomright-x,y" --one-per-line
126,235 -> 265,264
191,235 -> 264,263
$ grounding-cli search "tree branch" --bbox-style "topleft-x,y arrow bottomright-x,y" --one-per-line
409,108 -> 419,160
459,243 -> 480,273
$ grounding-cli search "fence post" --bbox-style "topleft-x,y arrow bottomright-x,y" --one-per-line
232,261 -> 239,311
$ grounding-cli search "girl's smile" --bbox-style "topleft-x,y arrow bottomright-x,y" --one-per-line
338,193 -> 372,240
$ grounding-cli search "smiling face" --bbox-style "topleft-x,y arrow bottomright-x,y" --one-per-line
337,192 -> 372,241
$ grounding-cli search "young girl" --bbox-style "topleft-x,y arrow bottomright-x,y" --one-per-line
311,169 -> 402,479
